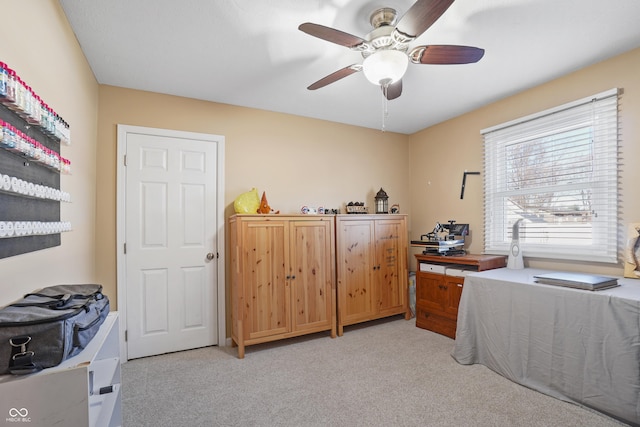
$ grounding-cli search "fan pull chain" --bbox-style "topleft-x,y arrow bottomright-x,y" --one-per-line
381,82 -> 390,132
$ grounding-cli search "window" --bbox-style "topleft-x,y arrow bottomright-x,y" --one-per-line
482,89 -> 619,263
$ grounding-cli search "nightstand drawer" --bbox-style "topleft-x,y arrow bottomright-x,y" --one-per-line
415,307 -> 456,339
419,263 -> 446,274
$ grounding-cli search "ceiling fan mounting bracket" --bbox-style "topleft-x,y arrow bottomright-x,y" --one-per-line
362,14 -> 410,58
368,6 -> 414,45
369,7 -> 398,29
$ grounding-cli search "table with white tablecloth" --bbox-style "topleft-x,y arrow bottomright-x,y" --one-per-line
452,268 -> 640,426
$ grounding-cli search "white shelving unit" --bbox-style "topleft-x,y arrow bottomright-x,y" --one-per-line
0,312 -> 122,427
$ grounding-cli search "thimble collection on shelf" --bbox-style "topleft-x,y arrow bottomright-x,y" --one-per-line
0,61 -> 72,258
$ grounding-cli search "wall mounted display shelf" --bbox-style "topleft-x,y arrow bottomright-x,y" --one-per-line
0,61 -> 71,258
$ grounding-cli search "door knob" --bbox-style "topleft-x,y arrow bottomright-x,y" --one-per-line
206,252 -> 215,261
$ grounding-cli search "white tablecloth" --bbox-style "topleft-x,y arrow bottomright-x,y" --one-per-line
452,268 -> 640,425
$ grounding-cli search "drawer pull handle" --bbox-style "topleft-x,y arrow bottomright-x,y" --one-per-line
99,385 -> 114,395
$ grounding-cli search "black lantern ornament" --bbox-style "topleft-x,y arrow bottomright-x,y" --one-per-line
375,188 -> 389,214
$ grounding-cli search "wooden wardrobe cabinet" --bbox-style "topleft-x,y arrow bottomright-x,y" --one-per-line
335,214 -> 410,335
229,214 -> 336,358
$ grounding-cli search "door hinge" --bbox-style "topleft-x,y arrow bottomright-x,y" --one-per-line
124,330 -> 128,341
123,154 -> 127,166
217,252 -> 220,259
124,243 -> 127,254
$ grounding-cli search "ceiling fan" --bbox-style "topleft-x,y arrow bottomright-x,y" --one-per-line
298,0 -> 484,100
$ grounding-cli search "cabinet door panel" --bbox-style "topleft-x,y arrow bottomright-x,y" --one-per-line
375,219 -> 406,313
444,276 -> 464,316
290,220 -> 333,331
416,272 -> 444,313
242,221 -> 289,339
337,220 -> 375,322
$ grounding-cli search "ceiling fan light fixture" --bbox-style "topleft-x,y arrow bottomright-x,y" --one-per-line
362,50 -> 408,86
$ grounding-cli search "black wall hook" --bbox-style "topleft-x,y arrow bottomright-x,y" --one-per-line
460,171 -> 480,199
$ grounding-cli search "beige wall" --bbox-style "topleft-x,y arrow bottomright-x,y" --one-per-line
0,1 -> 99,304
3,1 -> 639,315
96,86 -> 410,308
408,47 -> 640,276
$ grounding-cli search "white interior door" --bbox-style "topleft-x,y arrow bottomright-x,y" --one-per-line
121,128 -> 222,359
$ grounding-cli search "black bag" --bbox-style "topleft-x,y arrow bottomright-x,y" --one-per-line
0,284 -> 110,375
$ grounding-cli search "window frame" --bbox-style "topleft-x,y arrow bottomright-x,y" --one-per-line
481,88 -> 620,263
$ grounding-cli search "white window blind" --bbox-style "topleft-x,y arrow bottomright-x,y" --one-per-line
482,88 -> 619,263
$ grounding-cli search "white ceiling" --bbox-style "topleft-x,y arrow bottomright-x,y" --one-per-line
59,0 -> 640,134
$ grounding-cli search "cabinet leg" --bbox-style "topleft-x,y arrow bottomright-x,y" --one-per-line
338,324 -> 344,337
231,337 -> 244,358
237,344 -> 245,359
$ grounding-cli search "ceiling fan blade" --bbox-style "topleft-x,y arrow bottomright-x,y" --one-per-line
394,0 -> 455,40
410,45 -> 485,64
307,65 -> 362,90
382,80 -> 403,100
299,23 -> 369,50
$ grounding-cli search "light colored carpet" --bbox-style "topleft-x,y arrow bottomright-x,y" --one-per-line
121,316 -> 625,426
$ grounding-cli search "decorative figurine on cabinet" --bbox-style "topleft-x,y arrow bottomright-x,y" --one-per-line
258,191 -> 279,214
